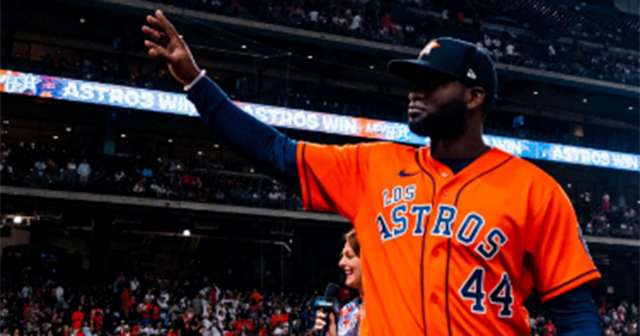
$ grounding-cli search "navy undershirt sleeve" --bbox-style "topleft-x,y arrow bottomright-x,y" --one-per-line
545,285 -> 603,335
186,76 -> 299,188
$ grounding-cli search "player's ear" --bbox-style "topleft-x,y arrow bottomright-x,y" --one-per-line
465,86 -> 486,111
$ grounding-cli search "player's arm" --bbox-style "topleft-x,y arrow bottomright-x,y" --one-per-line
142,10 -> 369,218
527,179 -> 603,334
141,10 -> 299,187
545,284 -> 603,335
180,76 -> 368,217
527,181 -> 601,302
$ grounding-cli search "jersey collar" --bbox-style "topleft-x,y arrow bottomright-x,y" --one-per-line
418,146 -> 511,182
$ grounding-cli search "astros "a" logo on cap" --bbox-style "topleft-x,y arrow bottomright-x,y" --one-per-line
419,40 -> 441,59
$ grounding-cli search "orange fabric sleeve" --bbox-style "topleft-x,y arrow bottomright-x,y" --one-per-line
296,141 -> 367,220
527,182 -> 601,303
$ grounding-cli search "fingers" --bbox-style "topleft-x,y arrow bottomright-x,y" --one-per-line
146,14 -> 163,32
141,25 -> 166,44
144,40 -> 171,61
313,317 -> 326,331
313,311 -> 328,331
154,9 -> 180,39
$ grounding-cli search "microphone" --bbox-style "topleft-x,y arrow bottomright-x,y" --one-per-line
313,283 -> 340,335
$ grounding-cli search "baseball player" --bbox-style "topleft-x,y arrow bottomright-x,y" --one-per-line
142,10 -> 603,335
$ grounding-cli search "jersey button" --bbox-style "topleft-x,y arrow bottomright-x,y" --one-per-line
431,242 -> 445,257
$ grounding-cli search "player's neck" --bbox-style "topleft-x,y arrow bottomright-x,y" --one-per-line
430,127 -> 488,159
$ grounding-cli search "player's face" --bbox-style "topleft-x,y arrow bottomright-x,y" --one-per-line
338,241 -> 362,290
407,77 -> 469,139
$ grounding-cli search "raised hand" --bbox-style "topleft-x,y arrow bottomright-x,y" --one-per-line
142,10 -> 201,86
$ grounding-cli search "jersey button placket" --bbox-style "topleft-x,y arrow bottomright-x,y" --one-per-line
430,293 -> 439,304
423,187 -> 448,334
432,179 -> 456,336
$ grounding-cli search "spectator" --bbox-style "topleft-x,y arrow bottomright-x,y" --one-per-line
349,13 -> 362,31
53,283 -> 66,308
602,193 -> 612,213
132,177 -> 146,194
77,159 -> 91,187
90,307 -> 104,333
65,158 -> 78,188
71,305 -> 85,332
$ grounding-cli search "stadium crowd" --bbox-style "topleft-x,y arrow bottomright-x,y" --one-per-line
529,298 -> 639,335
0,263 -> 322,335
1,142 -> 638,239
6,0 -> 640,88
149,0 -> 639,85
575,192 -> 640,240
0,141 -> 300,210
0,259 -> 637,336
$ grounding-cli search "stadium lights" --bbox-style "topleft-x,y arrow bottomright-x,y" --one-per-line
532,91 -> 539,96
567,183 -> 572,188
197,150 -> 203,156
168,138 -> 173,143
2,120 -> 8,125
182,229 -> 191,237
120,133 -> 127,139
4,214 -> 37,227
306,55 -> 313,60
214,144 -> 220,148
65,127 -> 72,132
52,135 -> 59,140
629,106 -> 634,111
241,45 -> 247,49
582,98 -> 588,103
79,18 -> 86,24
369,65 -> 375,70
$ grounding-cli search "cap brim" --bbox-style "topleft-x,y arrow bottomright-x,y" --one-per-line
387,59 -> 458,84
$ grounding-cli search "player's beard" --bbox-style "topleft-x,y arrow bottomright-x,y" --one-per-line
408,98 -> 468,140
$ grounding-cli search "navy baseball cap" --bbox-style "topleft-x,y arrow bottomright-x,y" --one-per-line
388,37 -> 498,106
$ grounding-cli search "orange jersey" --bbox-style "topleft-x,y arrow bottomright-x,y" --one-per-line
296,141 -> 600,335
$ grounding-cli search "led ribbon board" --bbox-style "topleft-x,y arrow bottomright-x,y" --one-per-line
1,69 -> 638,172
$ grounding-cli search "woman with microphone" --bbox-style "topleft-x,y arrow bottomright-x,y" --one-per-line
313,229 -> 363,336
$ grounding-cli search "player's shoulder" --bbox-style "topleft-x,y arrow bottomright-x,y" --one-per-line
302,141 -> 417,163
364,142 -> 420,164
359,141 -> 417,154
332,141 -> 417,159
493,148 -> 561,188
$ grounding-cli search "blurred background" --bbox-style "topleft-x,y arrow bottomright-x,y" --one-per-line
0,0 -> 638,335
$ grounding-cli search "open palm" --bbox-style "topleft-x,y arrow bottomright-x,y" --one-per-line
142,10 -> 201,85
